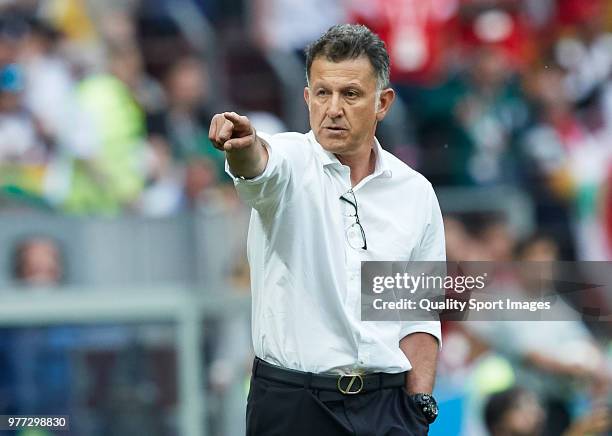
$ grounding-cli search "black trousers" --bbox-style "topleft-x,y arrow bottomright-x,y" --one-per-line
246,375 -> 430,436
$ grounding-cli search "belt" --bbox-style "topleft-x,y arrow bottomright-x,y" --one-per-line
252,357 -> 406,395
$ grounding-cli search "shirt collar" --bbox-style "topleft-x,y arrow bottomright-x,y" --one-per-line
306,130 -> 393,178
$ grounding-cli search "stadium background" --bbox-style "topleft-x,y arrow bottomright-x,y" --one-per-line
1,0 -> 612,435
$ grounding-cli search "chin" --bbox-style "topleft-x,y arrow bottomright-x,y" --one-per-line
316,133 -> 349,154
319,140 -> 349,154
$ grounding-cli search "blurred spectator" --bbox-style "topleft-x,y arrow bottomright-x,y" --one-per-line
1,235 -> 74,422
106,40 -> 166,115
12,235 -> 64,286
61,43 -> 148,215
484,386 -> 612,436
139,55 -> 228,215
148,56 -> 215,161
444,213 -> 517,262
3,234 -> 175,435
452,46 -> 528,185
414,45 -> 529,186
484,387 -> 545,436
96,6 -> 168,113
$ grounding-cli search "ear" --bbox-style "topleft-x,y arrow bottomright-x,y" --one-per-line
304,86 -> 310,108
375,88 -> 395,122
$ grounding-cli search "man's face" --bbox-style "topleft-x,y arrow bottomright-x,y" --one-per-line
304,55 -> 394,157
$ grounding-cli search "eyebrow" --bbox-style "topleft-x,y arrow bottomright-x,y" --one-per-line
311,81 -> 365,90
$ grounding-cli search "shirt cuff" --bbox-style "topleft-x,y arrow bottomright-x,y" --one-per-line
224,133 -> 275,185
399,321 -> 442,349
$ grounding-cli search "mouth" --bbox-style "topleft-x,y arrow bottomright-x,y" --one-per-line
324,126 -> 348,133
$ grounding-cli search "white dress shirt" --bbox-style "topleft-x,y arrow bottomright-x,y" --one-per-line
226,131 -> 445,374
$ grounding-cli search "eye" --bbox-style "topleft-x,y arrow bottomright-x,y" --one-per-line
316,89 -> 329,97
345,89 -> 359,98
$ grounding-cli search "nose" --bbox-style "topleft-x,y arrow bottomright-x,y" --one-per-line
326,93 -> 343,119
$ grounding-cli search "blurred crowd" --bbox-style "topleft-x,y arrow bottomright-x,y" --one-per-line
0,0 -> 238,218
439,221 -> 612,435
0,0 -> 611,258
1,0 -> 612,435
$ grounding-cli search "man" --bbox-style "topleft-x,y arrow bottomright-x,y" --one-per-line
484,387 -> 545,436
209,24 -> 444,435
484,386 -> 611,436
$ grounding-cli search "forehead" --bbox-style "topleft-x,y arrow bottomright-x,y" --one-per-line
309,55 -> 377,88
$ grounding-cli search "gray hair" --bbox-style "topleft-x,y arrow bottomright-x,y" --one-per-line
304,24 -> 391,91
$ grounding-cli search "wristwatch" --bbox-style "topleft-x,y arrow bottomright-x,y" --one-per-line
411,393 -> 438,424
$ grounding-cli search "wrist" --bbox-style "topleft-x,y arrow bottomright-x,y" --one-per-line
404,377 -> 434,395
405,386 -> 432,395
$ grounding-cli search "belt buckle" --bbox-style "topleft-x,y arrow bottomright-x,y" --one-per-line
337,374 -> 364,395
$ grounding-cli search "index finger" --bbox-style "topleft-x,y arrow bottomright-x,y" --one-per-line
223,112 -> 250,131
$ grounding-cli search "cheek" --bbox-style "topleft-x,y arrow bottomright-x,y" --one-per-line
351,107 -> 376,127
309,104 -> 325,122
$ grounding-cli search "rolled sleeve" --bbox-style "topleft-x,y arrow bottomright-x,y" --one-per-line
400,321 -> 442,348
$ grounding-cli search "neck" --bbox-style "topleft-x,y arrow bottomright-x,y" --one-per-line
336,146 -> 376,187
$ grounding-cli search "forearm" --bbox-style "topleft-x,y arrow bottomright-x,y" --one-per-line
400,332 -> 439,394
524,351 -> 603,381
525,352 -> 576,376
226,135 -> 269,179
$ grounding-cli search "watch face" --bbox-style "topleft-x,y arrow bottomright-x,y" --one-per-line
414,393 -> 438,424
